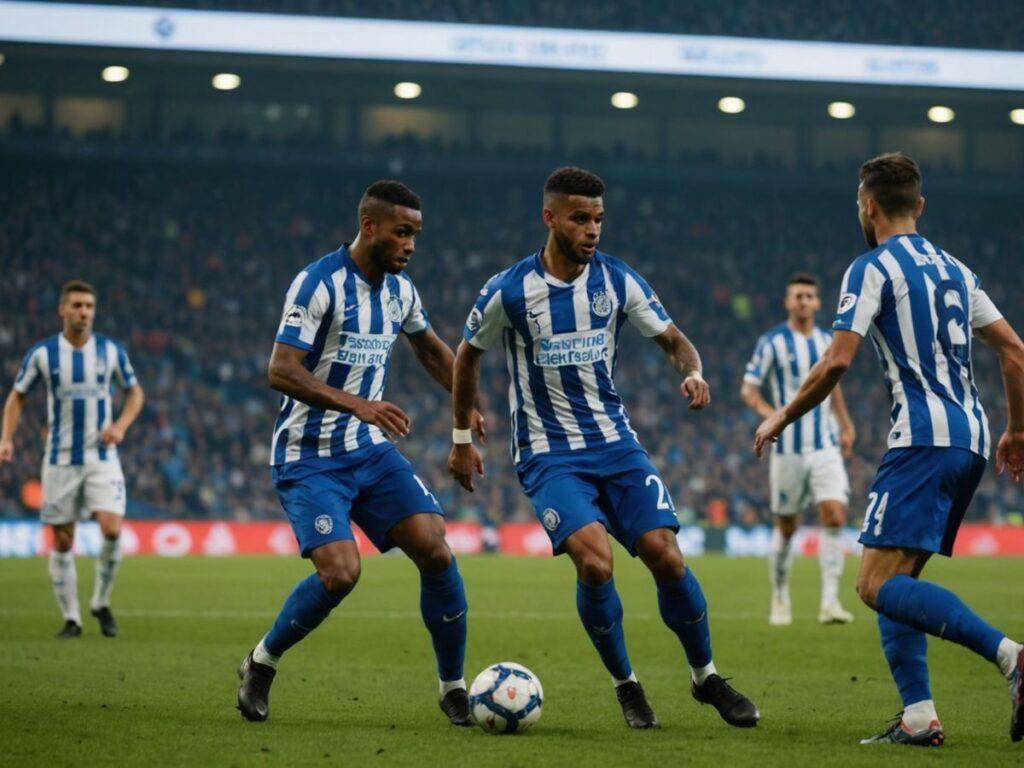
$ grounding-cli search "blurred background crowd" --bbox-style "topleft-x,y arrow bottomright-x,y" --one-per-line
2,156 -> 1021,526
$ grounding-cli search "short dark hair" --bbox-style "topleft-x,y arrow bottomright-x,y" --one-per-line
787,273 -> 819,290
359,179 -> 421,216
859,153 -> 922,217
60,279 -> 97,301
544,166 -> 605,199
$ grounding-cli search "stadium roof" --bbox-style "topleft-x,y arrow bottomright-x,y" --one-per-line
3,1 -> 1024,91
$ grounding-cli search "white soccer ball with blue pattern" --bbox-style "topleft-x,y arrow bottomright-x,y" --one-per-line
469,662 -> 543,734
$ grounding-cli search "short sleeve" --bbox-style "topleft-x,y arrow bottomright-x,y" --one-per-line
743,335 -> 776,386
463,276 -> 509,351
833,258 -> 886,336
622,268 -> 671,338
113,342 -> 138,389
12,346 -> 42,394
401,283 -> 430,336
275,270 -> 330,351
968,273 -> 1002,330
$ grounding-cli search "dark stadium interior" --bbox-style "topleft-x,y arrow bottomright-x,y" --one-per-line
1,20 -> 1022,527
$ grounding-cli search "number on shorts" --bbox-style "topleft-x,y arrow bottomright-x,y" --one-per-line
413,475 -> 438,505
111,480 -> 125,502
645,474 -> 675,511
861,491 -> 889,536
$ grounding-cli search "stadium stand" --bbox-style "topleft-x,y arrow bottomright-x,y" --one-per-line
2,153 -> 1021,524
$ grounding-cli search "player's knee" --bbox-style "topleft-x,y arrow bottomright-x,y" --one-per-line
576,554 -> 613,586
52,529 -> 74,552
319,560 -> 361,597
411,538 -> 452,575
777,516 -> 798,538
647,544 -> 686,582
855,573 -> 882,610
820,506 -> 846,528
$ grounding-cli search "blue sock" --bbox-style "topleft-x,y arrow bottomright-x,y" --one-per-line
576,579 -> 633,680
263,573 -> 342,657
420,558 -> 468,682
657,568 -> 713,669
878,614 -> 932,707
876,575 -> 1003,662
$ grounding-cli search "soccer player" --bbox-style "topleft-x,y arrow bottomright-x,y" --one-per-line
754,153 -> 1024,746
236,180 -> 483,726
0,280 -> 144,638
742,274 -> 856,626
449,167 -> 759,730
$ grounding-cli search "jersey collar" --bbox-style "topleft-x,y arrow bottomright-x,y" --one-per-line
532,249 -> 592,288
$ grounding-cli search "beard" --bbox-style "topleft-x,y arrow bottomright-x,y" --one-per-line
861,220 -> 878,249
554,230 -> 592,265
370,241 -> 404,274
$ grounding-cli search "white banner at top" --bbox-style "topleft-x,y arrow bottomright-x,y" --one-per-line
2,0 -> 1024,91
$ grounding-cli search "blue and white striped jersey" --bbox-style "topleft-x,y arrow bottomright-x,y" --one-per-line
13,333 -> 138,466
744,324 -> 840,455
463,250 -> 672,466
271,244 -> 429,466
834,233 -> 1002,458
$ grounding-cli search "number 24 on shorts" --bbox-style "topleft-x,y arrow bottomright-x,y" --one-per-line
861,491 -> 889,535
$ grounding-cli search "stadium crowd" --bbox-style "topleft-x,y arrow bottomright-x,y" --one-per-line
2,154 -> 1022,526
51,0 -> 1024,50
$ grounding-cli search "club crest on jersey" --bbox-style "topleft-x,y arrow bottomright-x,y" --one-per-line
314,515 -> 333,535
591,290 -> 612,317
542,508 -> 560,531
467,307 -> 483,334
386,296 -> 404,323
837,293 -> 857,314
283,304 -> 308,327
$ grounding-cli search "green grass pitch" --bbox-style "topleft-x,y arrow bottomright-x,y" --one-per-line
1,553 -> 1021,766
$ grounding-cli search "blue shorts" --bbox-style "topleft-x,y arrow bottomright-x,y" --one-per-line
517,442 -> 679,556
271,443 -> 443,557
859,447 -> 986,556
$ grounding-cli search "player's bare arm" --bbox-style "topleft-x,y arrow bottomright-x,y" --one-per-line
739,381 -> 776,420
448,340 -> 485,492
754,330 -> 862,456
100,384 -> 146,447
268,341 -> 410,437
651,324 -> 710,410
829,383 -> 856,459
405,329 -> 485,441
975,318 -> 1024,482
0,388 -> 27,462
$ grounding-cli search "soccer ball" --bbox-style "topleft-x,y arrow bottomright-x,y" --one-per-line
469,662 -> 543,734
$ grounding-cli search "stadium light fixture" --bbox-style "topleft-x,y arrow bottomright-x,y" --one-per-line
718,96 -> 745,114
927,105 -> 955,123
1011,109 -> 1024,125
393,81 -> 422,99
101,65 -> 129,83
827,101 -> 855,119
610,91 -> 639,109
212,73 -> 241,91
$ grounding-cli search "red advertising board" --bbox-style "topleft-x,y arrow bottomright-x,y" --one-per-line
4,521 -> 1023,557
34,521 -> 485,557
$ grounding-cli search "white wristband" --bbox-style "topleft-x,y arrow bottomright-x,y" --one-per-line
452,428 -> 473,445
684,371 -> 704,382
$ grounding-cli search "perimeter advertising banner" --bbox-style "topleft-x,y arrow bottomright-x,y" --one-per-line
0,520 -> 1022,557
